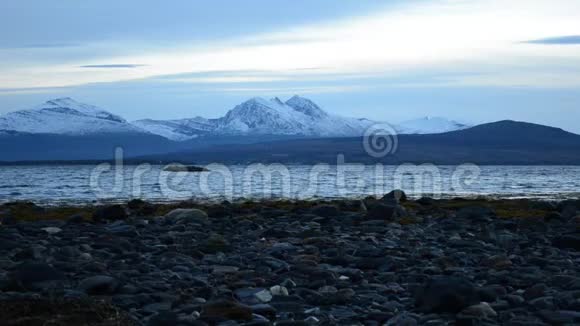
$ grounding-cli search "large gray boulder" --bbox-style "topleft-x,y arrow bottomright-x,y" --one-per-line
164,208 -> 208,224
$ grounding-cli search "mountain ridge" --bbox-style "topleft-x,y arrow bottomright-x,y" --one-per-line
0,96 -> 472,140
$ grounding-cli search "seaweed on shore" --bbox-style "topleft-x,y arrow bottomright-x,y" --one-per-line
0,298 -> 136,326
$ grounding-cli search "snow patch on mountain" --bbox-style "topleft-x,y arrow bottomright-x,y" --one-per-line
0,98 -> 143,135
132,117 -> 215,141
396,116 -> 470,134
216,96 -> 375,136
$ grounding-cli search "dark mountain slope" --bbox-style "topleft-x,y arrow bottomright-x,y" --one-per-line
134,121 -> 580,165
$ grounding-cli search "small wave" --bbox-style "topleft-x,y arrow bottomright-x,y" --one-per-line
0,184 -> 34,189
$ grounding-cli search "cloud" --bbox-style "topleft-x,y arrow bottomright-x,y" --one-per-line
0,43 -> 81,49
2,0 -> 580,89
526,35 -> 580,45
79,64 -> 147,69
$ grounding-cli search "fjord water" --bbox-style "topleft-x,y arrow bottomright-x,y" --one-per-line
0,165 -> 579,205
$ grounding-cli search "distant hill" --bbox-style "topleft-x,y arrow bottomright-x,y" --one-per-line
0,131 -> 176,161
134,121 -> 580,165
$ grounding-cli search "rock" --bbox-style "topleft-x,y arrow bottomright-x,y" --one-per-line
459,302 -> 497,319
163,165 -> 209,172
199,234 -> 231,254
310,204 -> 340,218
544,211 -> 565,222
382,190 -> 407,203
67,214 -> 85,224
529,296 -> 555,310
416,197 -> 435,206
415,277 -> 480,313
483,254 -> 512,269
9,262 -> 65,290
270,285 -> 289,296
41,227 -> 62,235
164,208 -> 208,224
78,275 -> 119,295
478,285 -> 507,302
0,298 -> 135,325
105,222 -> 138,236
128,199 -> 157,216
385,312 -> 417,326
552,234 -> 580,250
148,311 -> 179,326
538,310 -> 580,324
235,288 -> 272,304
92,205 -> 127,222
366,202 -> 406,220
456,206 -> 495,221
201,299 -> 253,322
523,283 -> 548,301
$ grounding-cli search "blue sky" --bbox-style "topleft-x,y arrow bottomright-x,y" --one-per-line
1,0 -> 580,131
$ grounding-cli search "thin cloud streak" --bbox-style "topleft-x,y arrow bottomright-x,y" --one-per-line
526,35 -> 580,45
79,64 -> 148,69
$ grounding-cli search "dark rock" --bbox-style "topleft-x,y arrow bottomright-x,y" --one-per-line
0,298 -> 135,325
416,197 -> 435,206
163,165 -> 209,172
128,199 -> 156,216
311,204 -> 340,218
67,213 -> 85,224
127,199 -> 147,209
92,205 -> 128,222
523,283 -> 548,301
9,262 -> 65,290
415,277 -> 480,313
538,310 -> 580,324
552,234 -> 580,250
164,208 -> 208,224
366,202 -> 406,220
199,234 -> 231,254
201,299 -> 253,322
78,275 -> 119,295
148,311 -> 179,326
382,189 -> 407,203
456,206 -> 495,221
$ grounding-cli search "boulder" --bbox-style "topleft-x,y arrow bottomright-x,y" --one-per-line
458,302 -> 497,319
92,205 -> 127,222
456,206 -> 495,221
311,204 -> 340,218
381,189 -> 407,203
164,208 -> 208,224
201,299 -> 253,322
415,277 -> 480,313
78,275 -> 119,295
552,234 -> 580,251
366,202 -> 406,221
9,262 -> 65,290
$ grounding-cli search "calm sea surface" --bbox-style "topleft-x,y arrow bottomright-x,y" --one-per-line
0,165 -> 579,205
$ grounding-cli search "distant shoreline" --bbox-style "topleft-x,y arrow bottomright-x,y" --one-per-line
2,160 -> 580,166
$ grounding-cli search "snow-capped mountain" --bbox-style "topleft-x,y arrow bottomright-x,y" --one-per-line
219,96 -> 375,136
136,96 -> 377,140
132,117 -> 215,141
0,96 -> 471,141
396,116 -> 470,135
0,98 -> 143,135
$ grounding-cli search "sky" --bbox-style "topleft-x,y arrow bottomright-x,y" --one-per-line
1,0 -> 580,131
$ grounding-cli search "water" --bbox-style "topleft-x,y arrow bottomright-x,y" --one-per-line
0,164 -> 579,205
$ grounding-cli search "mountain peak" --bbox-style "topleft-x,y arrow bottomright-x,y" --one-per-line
0,98 -> 139,135
285,95 -> 328,119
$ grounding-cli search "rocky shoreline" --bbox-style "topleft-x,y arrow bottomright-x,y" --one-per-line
0,193 -> 579,325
